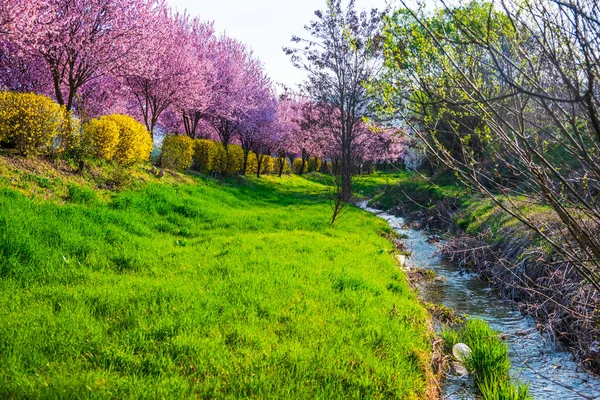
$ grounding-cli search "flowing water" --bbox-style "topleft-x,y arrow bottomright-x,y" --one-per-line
358,202 -> 600,400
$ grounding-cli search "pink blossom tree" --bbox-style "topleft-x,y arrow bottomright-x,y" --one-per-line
5,0 -> 160,111
125,9 -> 215,138
0,42 -> 49,93
0,0 -> 41,37
246,96 -> 282,178
73,76 -> 130,122
238,92 -> 278,174
290,101 -> 329,175
176,19 -> 219,138
201,38 -> 272,148
273,95 -> 302,176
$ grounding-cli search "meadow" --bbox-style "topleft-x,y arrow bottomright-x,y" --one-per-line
0,161 -> 432,399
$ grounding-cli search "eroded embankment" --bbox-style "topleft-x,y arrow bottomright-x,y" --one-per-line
381,196 -> 600,375
361,200 -> 600,399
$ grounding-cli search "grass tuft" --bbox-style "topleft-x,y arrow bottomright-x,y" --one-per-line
442,320 -> 531,400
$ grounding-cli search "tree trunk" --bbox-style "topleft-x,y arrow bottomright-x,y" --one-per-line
256,154 -> 262,178
278,157 -> 285,177
242,148 -> 250,175
341,147 -> 352,201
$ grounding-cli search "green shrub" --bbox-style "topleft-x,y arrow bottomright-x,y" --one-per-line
161,135 -> 194,170
0,91 -> 77,156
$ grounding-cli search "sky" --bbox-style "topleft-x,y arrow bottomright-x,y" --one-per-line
167,0 -> 390,90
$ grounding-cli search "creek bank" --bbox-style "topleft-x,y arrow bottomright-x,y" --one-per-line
359,200 -> 600,399
375,196 -> 600,374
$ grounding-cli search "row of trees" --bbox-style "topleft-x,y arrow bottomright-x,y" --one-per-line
0,0 -> 403,180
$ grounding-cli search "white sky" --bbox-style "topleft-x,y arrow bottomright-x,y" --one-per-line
167,0 -> 391,90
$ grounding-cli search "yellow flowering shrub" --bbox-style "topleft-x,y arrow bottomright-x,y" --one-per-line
226,144 -> 245,174
292,158 -> 306,174
273,157 -> 291,175
107,114 -> 152,166
193,140 -> 269,175
82,116 -> 120,161
193,139 -> 219,173
320,160 -> 333,174
246,151 -> 258,174
261,156 -> 274,174
308,157 -> 322,173
0,91 -> 73,156
161,135 -> 195,170
214,144 -> 244,174
54,112 -> 81,155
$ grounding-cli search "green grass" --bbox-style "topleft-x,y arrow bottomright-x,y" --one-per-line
358,171 -> 555,248
0,169 -> 432,399
442,320 -> 531,400
358,171 -> 464,211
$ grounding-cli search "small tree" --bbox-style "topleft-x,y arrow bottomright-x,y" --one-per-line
285,0 -> 384,201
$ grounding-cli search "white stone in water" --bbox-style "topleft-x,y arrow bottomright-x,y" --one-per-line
453,361 -> 469,376
397,254 -> 406,266
453,343 -> 472,362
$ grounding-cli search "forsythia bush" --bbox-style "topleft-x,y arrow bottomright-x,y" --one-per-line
273,157 -> 291,175
214,144 -> 244,174
320,160 -> 333,174
245,154 -> 275,175
161,135 -> 194,170
226,144 -> 245,174
246,151 -> 259,174
308,157 -> 322,173
193,139 -> 277,175
261,156 -> 274,174
193,139 -> 219,173
82,116 -> 120,160
292,158 -> 306,174
109,114 -> 153,166
0,91 -> 75,156
83,114 -> 152,166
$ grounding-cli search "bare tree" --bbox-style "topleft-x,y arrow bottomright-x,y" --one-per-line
376,0 -> 600,368
285,0 -> 383,201
380,0 -> 600,290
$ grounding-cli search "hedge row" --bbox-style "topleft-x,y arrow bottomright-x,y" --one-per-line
161,136 -> 288,176
292,157 -> 323,174
0,92 -> 153,166
159,135 -> 335,177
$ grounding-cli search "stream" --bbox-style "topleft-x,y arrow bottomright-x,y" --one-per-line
358,201 -> 600,399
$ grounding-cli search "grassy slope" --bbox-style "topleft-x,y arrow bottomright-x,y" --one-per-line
0,160 -> 431,399
362,171 -> 553,243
